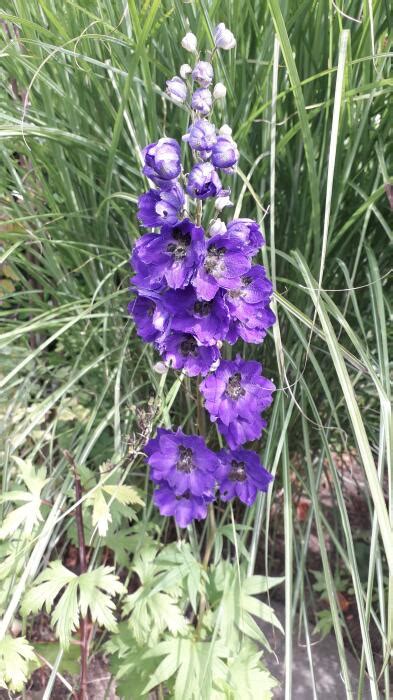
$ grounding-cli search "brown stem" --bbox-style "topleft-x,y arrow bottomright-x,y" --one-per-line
64,451 -> 89,700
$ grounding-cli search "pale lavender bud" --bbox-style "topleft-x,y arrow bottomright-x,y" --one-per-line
180,63 -> 192,79
209,218 -> 227,236
213,82 -> 226,99
213,23 -> 236,50
191,88 -> 212,115
211,134 -> 239,170
181,32 -> 197,53
183,119 -> 217,154
166,76 -> 187,103
192,61 -> 214,87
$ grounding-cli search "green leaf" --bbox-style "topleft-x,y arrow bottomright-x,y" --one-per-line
142,638 -> 228,698
0,636 -> 36,692
22,562 -> 124,648
21,561 -> 76,617
0,458 -> 49,539
217,641 -> 278,699
78,566 -> 125,631
89,481 -> 144,536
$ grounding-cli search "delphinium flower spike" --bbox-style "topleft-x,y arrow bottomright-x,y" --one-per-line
129,23 -> 276,526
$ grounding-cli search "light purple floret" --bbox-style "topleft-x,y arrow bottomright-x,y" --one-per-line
184,119 -> 217,155
192,61 -> 214,87
191,88 -> 213,115
211,134 -> 239,170
142,138 -> 181,189
137,184 -> 185,228
226,219 -> 264,256
166,76 -> 187,102
186,162 -> 222,200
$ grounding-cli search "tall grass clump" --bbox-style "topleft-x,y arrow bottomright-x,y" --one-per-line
0,1 -> 391,698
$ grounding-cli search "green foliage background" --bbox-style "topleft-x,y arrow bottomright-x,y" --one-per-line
0,1 -> 391,698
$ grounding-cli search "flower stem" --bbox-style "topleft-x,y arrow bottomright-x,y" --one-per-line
64,450 -> 89,700
195,199 -> 202,227
202,503 -> 216,569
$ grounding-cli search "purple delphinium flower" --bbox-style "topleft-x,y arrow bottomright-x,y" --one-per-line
159,331 -> 220,376
186,163 -> 221,200
183,119 -> 217,155
153,485 -> 209,527
191,88 -> 212,116
226,305 -> 276,345
192,234 -> 251,301
128,294 -> 168,343
137,184 -> 184,228
134,219 -> 205,290
211,134 -> 239,170
166,76 -> 187,103
145,428 -> 219,496
199,357 -> 275,448
226,219 -> 264,256
192,61 -> 213,87
131,233 -> 166,292
164,286 -> 230,345
225,265 -> 275,344
142,138 -> 181,189
217,448 -> 273,505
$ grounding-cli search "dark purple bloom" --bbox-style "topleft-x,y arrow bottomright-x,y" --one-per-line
153,485 -> 209,527
199,358 -> 275,448
192,235 -> 251,301
186,163 -> 221,200
217,448 -> 273,505
165,287 -> 230,345
128,294 -> 168,343
191,88 -> 212,115
134,219 -> 205,290
159,332 -> 220,376
226,219 -> 264,256
137,184 -> 185,228
211,134 -> 239,170
183,119 -> 217,155
142,138 -> 181,189
166,76 -> 187,103
145,428 -> 219,496
192,61 -> 213,87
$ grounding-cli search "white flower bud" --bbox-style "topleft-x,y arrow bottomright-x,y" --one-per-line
180,63 -> 192,79
219,124 -> 232,136
209,218 -> 227,236
154,361 -> 167,374
181,32 -> 197,53
215,194 -> 233,211
213,82 -> 226,99
213,23 -> 236,50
